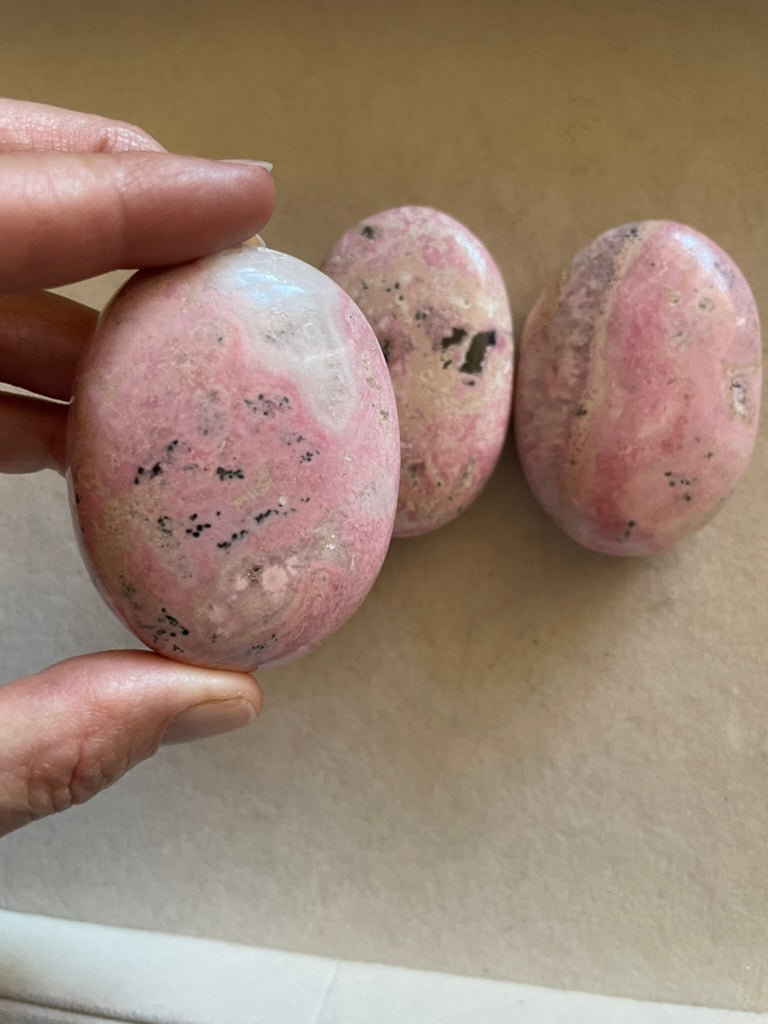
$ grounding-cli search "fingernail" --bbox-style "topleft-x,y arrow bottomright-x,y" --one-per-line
220,159 -> 273,172
243,234 -> 266,248
161,697 -> 256,746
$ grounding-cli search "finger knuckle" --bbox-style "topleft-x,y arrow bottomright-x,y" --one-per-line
22,738 -> 130,819
98,118 -> 160,154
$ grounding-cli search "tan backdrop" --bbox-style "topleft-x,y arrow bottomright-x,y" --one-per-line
1,0 -> 767,1012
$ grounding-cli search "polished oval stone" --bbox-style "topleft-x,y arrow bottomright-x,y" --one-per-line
67,246 -> 400,670
322,206 -> 513,537
514,221 -> 762,555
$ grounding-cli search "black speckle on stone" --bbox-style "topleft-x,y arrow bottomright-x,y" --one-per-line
254,509 -> 273,525
575,405 -> 588,417
684,492 -> 692,501
460,331 -> 496,375
156,607 -> 190,640
244,394 -> 291,417
714,259 -> 736,286
622,519 -> 637,540
361,225 -> 377,240
157,516 -> 173,537
216,466 -> 244,481
251,632 -> 279,654
440,327 -> 467,351
705,451 -> 714,460
190,513 -> 198,521
216,510 -> 222,516
414,310 -> 427,321
300,450 -> 320,463
665,470 -> 697,493
300,496 -> 311,503
217,529 -> 248,551
442,360 -> 452,370
166,439 -> 179,455
134,460 -> 162,483
627,225 -> 639,237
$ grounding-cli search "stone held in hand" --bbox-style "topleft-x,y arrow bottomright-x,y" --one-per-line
67,246 -> 400,671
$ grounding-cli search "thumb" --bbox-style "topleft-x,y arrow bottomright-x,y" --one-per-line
0,650 -> 262,837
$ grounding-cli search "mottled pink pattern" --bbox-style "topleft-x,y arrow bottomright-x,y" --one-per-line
67,247 -> 400,670
322,206 -> 513,537
514,221 -> 762,555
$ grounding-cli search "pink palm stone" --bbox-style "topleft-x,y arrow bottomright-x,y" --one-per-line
514,221 -> 761,555
67,247 -> 400,670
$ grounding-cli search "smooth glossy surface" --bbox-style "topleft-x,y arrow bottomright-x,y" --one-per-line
514,221 -> 762,555
67,247 -> 400,670
323,206 -> 513,537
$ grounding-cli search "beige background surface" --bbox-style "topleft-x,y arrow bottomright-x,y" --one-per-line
1,0 -> 767,1013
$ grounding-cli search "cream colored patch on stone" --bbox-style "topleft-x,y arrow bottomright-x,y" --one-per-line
231,466 -> 273,508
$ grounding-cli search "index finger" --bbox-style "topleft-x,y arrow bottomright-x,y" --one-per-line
0,151 -> 275,292
0,97 -> 166,153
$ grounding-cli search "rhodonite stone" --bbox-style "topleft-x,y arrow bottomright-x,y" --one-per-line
67,246 -> 400,670
323,206 -> 513,537
514,221 -> 762,555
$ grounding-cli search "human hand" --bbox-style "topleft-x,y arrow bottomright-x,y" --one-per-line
0,99 -> 273,836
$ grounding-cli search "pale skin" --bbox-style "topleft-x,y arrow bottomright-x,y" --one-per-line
0,99 -> 276,837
